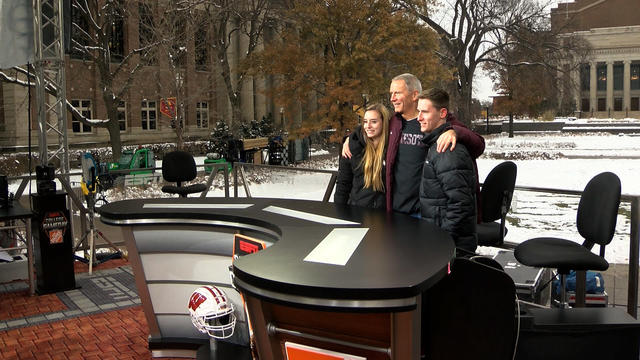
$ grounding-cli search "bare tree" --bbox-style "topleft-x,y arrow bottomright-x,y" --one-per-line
202,0 -> 274,132
484,25 -> 590,117
0,0 -> 147,160
138,1 -> 214,150
393,0 -> 588,124
67,0 -> 158,160
0,66 -> 108,130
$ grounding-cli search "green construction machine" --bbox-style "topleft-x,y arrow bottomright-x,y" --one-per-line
98,148 -> 158,188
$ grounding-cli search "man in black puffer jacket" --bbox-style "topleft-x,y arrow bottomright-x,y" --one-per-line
417,89 -> 477,254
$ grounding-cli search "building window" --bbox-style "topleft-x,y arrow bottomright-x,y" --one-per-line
118,101 -> 127,131
596,63 -> 607,91
614,98 -> 623,112
71,100 -> 92,133
0,84 -> 4,132
580,64 -> 590,92
597,98 -> 606,112
195,28 -> 209,71
632,63 -> 640,90
141,100 -> 157,130
632,97 -> 640,112
109,12 -> 124,62
581,98 -> 590,112
171,17 -> 187,68
613,63 -> 623,91
196,102 -> 209,128
138,3 -> 157,65
70,4 -> 90,59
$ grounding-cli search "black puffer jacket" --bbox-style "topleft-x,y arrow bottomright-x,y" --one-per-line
335,133 -> 385,209
419,123 -> 477,253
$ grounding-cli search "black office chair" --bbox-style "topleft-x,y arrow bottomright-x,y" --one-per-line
514,171 -> 621,307
161,150 -> 208,198
477,161 -> 517,247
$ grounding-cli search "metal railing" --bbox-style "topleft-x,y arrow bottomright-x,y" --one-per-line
5,163 -> 640,318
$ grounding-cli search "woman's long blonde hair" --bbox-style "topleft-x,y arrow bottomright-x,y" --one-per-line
360,103 -> 389,192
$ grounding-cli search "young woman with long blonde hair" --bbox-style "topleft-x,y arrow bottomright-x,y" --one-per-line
335,103 -> 390,208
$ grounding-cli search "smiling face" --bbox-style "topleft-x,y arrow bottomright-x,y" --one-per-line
363,109 -> 383,141
389,80 -> 418,117
417,98 -> 447,133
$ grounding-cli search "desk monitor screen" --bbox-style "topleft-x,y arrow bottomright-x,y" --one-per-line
233,234 -> 266,259
285,342 -> 366,360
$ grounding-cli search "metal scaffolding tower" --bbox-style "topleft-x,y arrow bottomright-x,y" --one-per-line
32,0 -> 77,246
31,0 -> 70,176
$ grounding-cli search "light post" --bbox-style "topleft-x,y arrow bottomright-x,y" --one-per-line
279,107 -> 284,132
485,106 -> 489,134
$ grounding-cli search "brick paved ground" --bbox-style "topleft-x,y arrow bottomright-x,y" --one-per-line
0,258 -> 185,360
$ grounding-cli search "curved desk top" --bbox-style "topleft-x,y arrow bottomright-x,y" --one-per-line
100,198 -> 454,310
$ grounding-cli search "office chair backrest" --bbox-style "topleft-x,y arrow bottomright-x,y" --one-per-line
577,171 -> 621,249
481,161 -> 517,223
162,150 -> 197,184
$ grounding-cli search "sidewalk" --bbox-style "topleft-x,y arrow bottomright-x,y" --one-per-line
0,259 -> 184,360
601,263 -> 640,310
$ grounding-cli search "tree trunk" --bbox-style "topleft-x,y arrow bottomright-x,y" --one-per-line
176,102 -> 185,150
106,109 -> 122,161
457,84 -> 473,125
104,97 -> 123,161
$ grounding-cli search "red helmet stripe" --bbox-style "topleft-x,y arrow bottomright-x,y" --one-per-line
204,286 -> 223,305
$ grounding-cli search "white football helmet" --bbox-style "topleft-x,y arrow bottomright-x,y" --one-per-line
188,285 -> 236,339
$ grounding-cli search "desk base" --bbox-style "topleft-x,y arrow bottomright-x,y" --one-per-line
195,340 -> 252,360
243,294 -> 420,360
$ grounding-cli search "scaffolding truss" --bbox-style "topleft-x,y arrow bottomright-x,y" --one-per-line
32,0 -> 70,176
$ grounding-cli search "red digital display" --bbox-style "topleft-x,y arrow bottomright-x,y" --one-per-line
233,234 -> 266,259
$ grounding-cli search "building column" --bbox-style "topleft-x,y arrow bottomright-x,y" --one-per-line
253,37 -> 267,122
606,61 -> 614,114
624,60 -> 631,114
571,66 -> 580,114
589,61 -> 597,114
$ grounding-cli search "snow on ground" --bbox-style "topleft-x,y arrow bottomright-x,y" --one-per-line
6,133 -> 640,264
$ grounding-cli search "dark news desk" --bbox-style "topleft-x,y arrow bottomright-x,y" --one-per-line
99,198 -> 455,359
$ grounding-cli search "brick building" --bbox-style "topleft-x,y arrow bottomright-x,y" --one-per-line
0,2 -> 280,151
552,0 -> 640,118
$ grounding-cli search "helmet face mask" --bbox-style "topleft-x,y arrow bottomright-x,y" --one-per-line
188,285 -> 237,339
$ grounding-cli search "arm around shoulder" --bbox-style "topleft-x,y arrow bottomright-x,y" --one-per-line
449,122 -> 485,159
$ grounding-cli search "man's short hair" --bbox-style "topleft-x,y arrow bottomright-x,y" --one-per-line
392,73 -> 422,93
418,88 -> 449,110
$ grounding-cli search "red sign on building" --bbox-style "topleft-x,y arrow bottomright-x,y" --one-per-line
160,97 -> 177,118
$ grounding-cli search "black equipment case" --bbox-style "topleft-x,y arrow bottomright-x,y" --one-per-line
494,250 -> 551,305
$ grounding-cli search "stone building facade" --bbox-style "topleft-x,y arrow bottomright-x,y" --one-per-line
0,2 -> 278,151
552,0 -> 640,118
